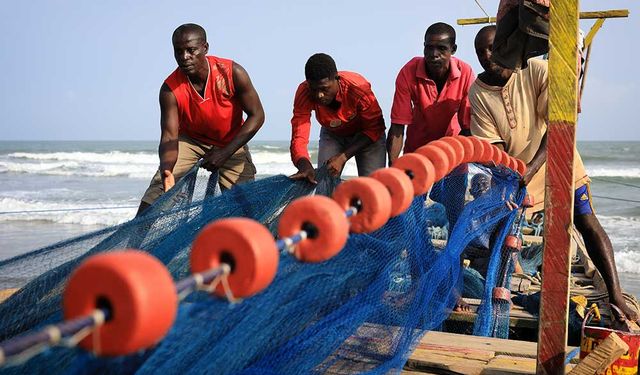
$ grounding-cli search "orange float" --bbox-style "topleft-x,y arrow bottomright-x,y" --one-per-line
453,135 -> 475,164
489,145 -> 503,166
415,144 -> 451,181
504,235 -> 522,251
430,140 -> 460,168
278,195 -> 349,262
515,158 -> 527,176
332,177 -> 392,233
370,167 -> 414,217
507,156 -> 519,172
191,218 -> 279,298
63,250 -> 177,356
468,137 -> 493,164
391,153 -> 436,195
439,136 -> 466,166
522,194 -> 534,208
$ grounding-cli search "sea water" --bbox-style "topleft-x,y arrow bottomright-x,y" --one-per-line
0,140 -> 638,296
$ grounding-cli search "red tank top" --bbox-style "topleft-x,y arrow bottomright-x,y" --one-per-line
164,56 -> 244,146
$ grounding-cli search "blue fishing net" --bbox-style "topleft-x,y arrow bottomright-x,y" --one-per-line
0,162 -> 524,374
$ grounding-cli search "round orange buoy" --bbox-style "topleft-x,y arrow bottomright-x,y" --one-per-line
492,287 -> 511,302
278,195 -> 349,262
332,177 -> 392,233
504,235 -> 522,251
515,158 -> 527,176
63,250 -> 177,356
415,144 -> 451,181
439,137 -> 466,166
391,153 -> 436,195
522,194 -> 534,208
507,156 -> 519,172
454,135 -> 475,164
370,167 -> 414,217
490,145 -> 503,166
468,137 -> 492,164
430,140 -> 460,168
496,150 -> 508,167
191,218 -> 279,298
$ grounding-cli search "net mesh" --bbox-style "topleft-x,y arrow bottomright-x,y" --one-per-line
0,162 -> 526,374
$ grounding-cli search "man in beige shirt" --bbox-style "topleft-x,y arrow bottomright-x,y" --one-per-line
469,25 -> 637,322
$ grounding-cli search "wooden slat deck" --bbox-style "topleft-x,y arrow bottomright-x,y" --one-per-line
404,331 -> 577,374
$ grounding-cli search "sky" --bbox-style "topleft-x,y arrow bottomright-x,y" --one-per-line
0,0 -> 637,141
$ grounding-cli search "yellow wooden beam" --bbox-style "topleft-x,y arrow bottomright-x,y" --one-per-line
457,9 -> 628,25
583,18 -> 605,49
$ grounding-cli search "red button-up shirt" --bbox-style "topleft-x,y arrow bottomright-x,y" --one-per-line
391,56 -> 475,153
290,71 -> 386,164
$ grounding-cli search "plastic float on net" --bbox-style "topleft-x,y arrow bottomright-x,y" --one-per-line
370,168 -> 414,217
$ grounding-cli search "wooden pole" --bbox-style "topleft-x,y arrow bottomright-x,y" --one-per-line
457,9 -> 628,25
536,0 -> 580,374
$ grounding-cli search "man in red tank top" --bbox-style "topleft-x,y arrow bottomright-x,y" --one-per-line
289,53 -> 386,183
137,24 -> 265,215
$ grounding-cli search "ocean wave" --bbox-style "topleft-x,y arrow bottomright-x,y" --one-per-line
614,251 -> 640,274
0,161 -> 155,178
0,197 -> 135,226
8,151 -> 157,164
586,167 -> 640,178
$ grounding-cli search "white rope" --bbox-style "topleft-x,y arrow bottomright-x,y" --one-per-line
474,0 -> 493,23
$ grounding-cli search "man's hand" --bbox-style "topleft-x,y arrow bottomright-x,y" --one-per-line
326,153 -> 347,177
202,148 -> 232,172
289,158 -> 317,184
161,170 -> 175,192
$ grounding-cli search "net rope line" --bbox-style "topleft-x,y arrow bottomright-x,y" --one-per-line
0,203 -> 363,366
0,137 -> 531,372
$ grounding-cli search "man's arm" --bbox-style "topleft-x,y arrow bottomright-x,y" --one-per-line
289,84 -> 316,183
159,83 -> 180,191
521,130 -> 547,186
388,66 -> 413,165
386,124 -> 405,165
201,62 -> 265,171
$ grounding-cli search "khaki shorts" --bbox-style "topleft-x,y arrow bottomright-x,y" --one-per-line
140,135 -> 256,205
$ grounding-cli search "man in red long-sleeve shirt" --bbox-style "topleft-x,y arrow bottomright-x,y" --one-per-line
289,53 -> 386,183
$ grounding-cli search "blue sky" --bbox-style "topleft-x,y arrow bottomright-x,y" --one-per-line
0,0 -> 637,141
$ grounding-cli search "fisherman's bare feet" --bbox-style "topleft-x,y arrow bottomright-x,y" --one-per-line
454,298 -> 472,313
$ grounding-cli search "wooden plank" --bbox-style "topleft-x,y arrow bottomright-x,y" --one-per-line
405,350 -> 488,374
457,9 -> 629,25
536,0 -> 580,373
523,235 -> 543,245
418,331 -> 542,358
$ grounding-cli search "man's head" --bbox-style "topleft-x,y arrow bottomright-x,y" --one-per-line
423,22 -> 457,79
470,173 -> 492,199
172,23 -> 209,76
474,25 -> 508,78
305,53 -> 339,106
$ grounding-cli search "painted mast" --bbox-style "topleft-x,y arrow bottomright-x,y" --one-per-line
535,1 -> 580,373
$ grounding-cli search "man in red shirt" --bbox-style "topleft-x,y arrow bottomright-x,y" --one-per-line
137,24 -> 265,215
387,22 -> 475,162
289,53 -> 386,183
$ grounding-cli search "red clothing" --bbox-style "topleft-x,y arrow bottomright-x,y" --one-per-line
164,56 -> 244,147
290,71 -> 386,164
391,56 -> 475,153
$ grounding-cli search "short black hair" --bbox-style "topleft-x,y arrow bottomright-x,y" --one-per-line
425,22 -> 456,45
305,53 -> 338,81
172,23 -> 207,43
475,25 -> 496,42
